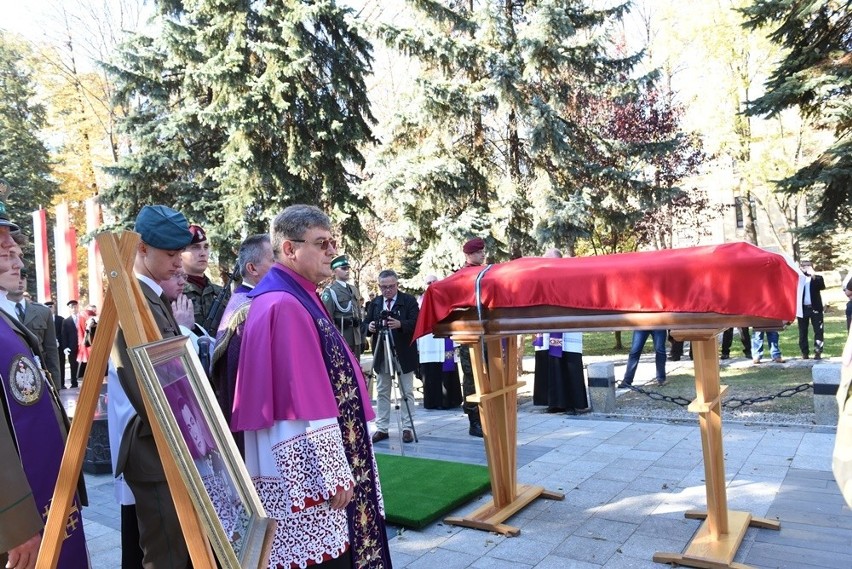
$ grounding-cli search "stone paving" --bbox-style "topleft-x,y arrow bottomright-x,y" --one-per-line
77,355 -> 851,568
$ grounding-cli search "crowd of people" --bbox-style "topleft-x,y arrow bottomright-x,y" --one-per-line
1,172 -> 849,568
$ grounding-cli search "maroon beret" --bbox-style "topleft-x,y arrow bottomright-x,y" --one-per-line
188,224 -> 208,244
463,237 -> 485,254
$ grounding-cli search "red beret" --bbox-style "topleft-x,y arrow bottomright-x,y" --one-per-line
188,224 -> 208,244
463,237 -> 485,254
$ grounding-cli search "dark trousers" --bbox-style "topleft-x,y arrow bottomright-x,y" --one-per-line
459,346 -> 480,425
68,354 -> 79,385
721,328 -> 752,357
57,350 -> 66,386
797,306 -> 824,356
121,504 -> 144,569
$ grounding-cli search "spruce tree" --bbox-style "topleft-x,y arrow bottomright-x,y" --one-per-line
741,0 -> 852,237
0,34 -> 57,227
367,0 -> 694,276
103,0 -> 376,264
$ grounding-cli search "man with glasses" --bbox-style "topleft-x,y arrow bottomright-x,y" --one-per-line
232,205 -> 391,569
321,254 -> 364,356
364,270 -> 420,443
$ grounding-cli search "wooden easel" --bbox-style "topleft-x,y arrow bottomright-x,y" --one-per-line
653,331 -> 780,569
443,335 -> 564,536
38,231 -> 216,568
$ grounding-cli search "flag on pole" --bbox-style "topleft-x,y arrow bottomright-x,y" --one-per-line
31,208 -> 51,303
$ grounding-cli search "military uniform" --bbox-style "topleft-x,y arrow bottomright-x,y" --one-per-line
184,277 -> 224,333
321,279 -> 363,356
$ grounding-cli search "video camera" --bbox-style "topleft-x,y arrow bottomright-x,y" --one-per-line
375,309 -> 394,331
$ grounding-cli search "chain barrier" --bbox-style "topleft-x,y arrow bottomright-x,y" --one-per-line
620,382 -> 813,409
722,383 -> 812,409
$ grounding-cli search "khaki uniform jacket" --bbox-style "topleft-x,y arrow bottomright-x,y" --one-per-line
114,281 -> 182,482
321,280 -> 363,352
21,301 -> 62,389
184,279 -> 225,334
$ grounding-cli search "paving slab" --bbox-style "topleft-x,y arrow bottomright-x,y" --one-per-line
80,399 -> 852,568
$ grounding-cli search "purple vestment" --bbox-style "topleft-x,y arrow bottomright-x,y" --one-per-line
233,264 -> 390,568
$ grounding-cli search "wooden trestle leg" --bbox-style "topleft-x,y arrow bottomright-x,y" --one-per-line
444,335 -> 563,536
653,333 -> 780,569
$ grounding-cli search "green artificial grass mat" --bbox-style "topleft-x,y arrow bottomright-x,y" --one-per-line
375,453 -> 492,529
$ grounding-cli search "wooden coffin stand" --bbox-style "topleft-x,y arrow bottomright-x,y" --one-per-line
435,306 -> 781,569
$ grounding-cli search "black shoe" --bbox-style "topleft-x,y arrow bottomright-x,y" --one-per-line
70,383 -> 79,388
814,352 -> 822,360
720,354 -> 730,360
468,423 -> 484,437
802,353 -> 809,360
545,406 -> 566,413
656,378 -> 668,386
616,381 -> 632,389
574,407 -> 591,415
744,352 -> 752,359
669,355 -> 681,361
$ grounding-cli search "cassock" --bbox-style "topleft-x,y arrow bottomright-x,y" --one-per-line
533,332 -> 589,412
232,264 -> 392,569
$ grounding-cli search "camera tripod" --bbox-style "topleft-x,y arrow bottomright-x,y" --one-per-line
374,326 -> 418,447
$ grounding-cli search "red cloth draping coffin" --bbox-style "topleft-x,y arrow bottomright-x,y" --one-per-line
414,242 -> 801,339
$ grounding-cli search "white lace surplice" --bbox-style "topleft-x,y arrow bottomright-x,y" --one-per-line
243,418 -> 354,569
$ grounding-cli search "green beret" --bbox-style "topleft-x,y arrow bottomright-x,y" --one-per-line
331,255 -> 350,270
134,205 -> 193,250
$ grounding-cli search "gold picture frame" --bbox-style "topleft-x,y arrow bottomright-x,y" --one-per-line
129,335 -> 275,568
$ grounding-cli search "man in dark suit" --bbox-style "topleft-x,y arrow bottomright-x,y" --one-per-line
45,301 -> 66,387
62,299 -> 80,386
5,268 -> 62,390
112,204 -> 194,567
798,259 -> 826,360
363,269 -> 420,443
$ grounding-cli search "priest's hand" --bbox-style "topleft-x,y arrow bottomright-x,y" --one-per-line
328,485 -> 353,510
6,532 -> 40,569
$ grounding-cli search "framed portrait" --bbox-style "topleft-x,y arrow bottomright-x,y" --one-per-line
129,335 -> 275,568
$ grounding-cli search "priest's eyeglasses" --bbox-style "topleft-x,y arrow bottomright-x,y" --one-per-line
290,237 -> 337,251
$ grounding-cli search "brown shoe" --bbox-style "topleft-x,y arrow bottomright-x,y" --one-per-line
814,353 -> 822,360
772,357 -> 784,363
402,430 -> 414,443
371,431 -> 389,443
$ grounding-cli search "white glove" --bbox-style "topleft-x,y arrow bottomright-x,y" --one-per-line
63,348 -> 71,356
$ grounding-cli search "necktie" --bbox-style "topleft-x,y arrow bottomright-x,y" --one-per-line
16,302 -> 25,321
386,298 -> 392,311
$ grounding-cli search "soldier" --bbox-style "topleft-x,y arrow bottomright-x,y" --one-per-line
321,254 -> 364,356
182,224 -> 226,334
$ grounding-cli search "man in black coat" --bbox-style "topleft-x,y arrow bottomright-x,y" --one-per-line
798,260 -> 825,360
363,269 -> 419,443
45,301 -> 66,388
61,299 -> 80,386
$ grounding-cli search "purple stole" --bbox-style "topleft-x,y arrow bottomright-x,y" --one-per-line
442,338 -> 456,372
0,319 -> 88,567
250,269 -> 392,568
549,332 -> 563,357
